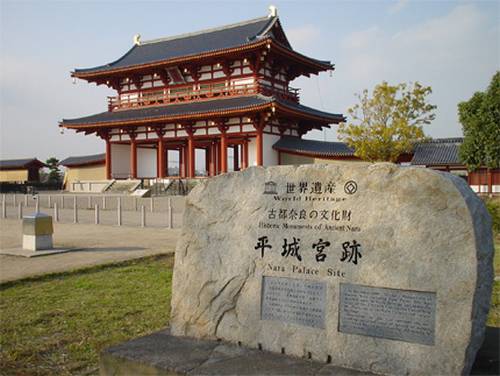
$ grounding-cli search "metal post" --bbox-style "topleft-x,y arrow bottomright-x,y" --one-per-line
150,197 -> 154,212
54,202 -> 59,222
95,204 -> 100,225
48,195 -> 52,208
2,194 -> 6,219
88,196 -> 92,209
24,194 -> 28,207
61,196 -> 65,209
117,197 -> 122,226
167,197 -> 173,229
35,197 -> 40,213
73,196 -> 78,223
134,197 -> 138,211
13,194 -> 17,206
141,205 -> 145,227
102,196 -> 106,210
18,203 -> 23,219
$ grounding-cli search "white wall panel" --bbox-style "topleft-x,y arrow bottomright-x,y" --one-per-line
248,138 -> 257,167
263,134 -> 280,166
111,143 -> 130,178
227,126 -> 240,133
137,147 -> 157,178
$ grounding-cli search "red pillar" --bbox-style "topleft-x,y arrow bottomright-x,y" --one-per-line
187,135 -> 195,178
209,142 -> 215,177
253,115 -> 265,166
158,137 -> 165,178
242,140 -> 248,169
220,132 -> 227,173
216,142 -> 221,174
216,121 -> 228,174
256,127 -> 263,166
105,138 -> 112,179
130,137 -> 137,179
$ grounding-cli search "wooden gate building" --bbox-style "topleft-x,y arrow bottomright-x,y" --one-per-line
59,8 -> 343,179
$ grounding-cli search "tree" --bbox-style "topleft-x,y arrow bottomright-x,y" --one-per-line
458,71 -> 500,171
45,157 -> 62,183
338,81 -> 436,162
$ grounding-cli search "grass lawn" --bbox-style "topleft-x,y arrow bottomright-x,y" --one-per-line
0,246 -> 498,375
488,238 -> 500,327
0,255 -> 173,376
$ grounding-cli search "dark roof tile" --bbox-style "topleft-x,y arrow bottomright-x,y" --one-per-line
59,153 -> 105,167
60,95 -> 343,127
76,17 -> 275,74
411,138 -> 463,166
61,96 -> 273,126
273,136 -> 355,157
0,158 -> 45,169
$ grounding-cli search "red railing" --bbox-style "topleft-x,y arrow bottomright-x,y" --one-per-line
107,81 -> 299,111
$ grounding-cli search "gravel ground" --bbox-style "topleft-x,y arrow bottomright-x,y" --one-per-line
0,219 -> 179,283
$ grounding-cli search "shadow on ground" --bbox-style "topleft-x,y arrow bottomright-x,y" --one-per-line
74,247 -> 146,253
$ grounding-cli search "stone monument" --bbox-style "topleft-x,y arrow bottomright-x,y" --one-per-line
170,164 -> 494,375
22,212 -> 54,251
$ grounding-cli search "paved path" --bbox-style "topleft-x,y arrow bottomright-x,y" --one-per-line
0,219 -> 179,283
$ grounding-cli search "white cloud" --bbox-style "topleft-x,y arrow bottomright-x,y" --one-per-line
287,25 -> 321,51
388,0 -> 409,15
301,4 -> 499,140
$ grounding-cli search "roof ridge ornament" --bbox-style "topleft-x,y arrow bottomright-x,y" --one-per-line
268,5 -> 278,18
133,34 -> 141,46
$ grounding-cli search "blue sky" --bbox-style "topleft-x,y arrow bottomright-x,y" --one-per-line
1,0 -> 498,161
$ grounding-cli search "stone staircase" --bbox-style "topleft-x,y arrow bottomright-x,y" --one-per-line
104,180 -> 141,194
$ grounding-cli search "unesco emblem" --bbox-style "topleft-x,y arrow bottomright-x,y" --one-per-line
344,180 -> 358,195
264,181 -> 277,194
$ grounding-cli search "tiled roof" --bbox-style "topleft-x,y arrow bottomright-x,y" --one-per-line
0,158 -> 46,169
273,136 -> 355,157
61,96 -> 273,126
59,153 -> 105,167
74,16 -> 329,75
60,95 -> 344,127
274,137 -> 465,164
411,138 -> 464,166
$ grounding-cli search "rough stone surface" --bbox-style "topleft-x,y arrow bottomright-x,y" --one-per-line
99,327 -> 499,376
170,164 -> 494,375
99,329 -> 373,376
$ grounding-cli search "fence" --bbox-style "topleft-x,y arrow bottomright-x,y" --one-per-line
0,193 -> 185,229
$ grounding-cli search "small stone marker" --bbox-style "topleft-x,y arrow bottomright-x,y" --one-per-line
170,164 -> 494,375
22,212 -> 54,251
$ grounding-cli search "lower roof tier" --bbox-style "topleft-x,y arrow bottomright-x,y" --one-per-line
60,95 -> 344,130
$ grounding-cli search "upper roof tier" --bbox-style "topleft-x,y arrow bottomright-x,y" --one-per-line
72,15 -> 333,79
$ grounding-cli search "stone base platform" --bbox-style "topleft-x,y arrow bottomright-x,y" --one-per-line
0,247 -> 80,258
100,327 -> 499,376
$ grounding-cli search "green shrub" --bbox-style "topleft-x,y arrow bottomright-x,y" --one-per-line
484,198 -> 500,235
